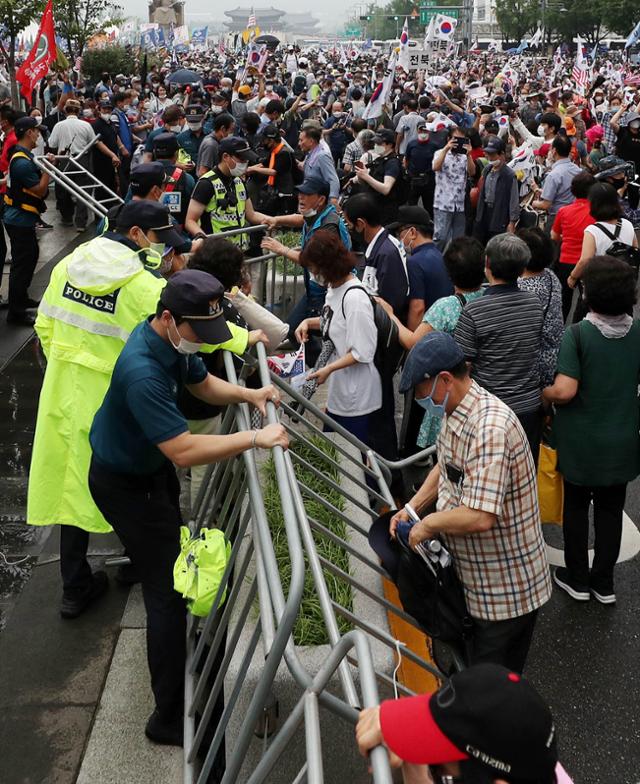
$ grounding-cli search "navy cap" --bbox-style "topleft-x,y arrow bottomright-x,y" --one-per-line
219,135 -> 258,162
115,200 -> 185,250
262,123 -> 280,140
387,205 -> 434,235
159,269 -> 232,344
483,135 -> 505,154
373,128 -> 395,145
15,116 -> 41,137
185,104 -> 205,120
296,176 -> 330,196
152,132 -> 179,156
130,163 -> 168,195
399,333 -> 465,394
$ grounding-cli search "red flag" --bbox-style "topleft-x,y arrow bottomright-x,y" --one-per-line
16,0 -> 57,100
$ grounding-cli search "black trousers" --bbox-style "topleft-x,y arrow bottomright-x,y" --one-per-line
5,224 -> 39,315
60,525 -> 93,596
554,262 -> 576,321
408,176 -> 435,217
515,408 -> 543,469
89,457 -> 186,720
469,609 -> 538,674
368,375 -> 404,498
563,481 -> 627,592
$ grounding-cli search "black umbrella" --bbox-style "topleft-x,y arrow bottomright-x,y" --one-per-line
166,68 -> 202,85
254,34 -> 280,51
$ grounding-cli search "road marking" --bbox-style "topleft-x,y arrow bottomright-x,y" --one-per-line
546,512 -> 640,567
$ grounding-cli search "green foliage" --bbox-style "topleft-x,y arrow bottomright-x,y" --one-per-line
494,0 -> 538,43
55,0 -> 123,59
81,45 -> 135,83
545,0 -> 605,45
263,436 -> 354,647
0,0 -> 46,103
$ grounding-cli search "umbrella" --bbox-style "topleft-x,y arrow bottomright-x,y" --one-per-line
254,34 -> 280,51
166,68 -> 202,85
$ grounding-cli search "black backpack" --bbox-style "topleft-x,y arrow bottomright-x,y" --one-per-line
594,222 -> 640,275
341,285 -> 405,380
368,153 -> 409,205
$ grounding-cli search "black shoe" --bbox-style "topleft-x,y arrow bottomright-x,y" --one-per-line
553,567 -> 590,601
115,561 -> 141,586
25,298 -> 40,309
145,709 -> 184,746
6,312 -> 36,326
36,219 -> 53,229
60,570 -> 109,619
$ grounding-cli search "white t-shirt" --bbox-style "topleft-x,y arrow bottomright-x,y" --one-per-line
324,278 -> 382,417
48,115 -> 95,156
585,219 -> 635,255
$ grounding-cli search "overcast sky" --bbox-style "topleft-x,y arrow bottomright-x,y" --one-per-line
120,0 -> 357,34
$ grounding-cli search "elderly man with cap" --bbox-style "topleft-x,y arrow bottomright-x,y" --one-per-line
390,332 -> 551,672
3,117 -> 54,326
261,174 -> 351,363
88,269 -> 288,745
356,662 -> 570,784
27,202 -> 202,619
473,136 -> 520,244
298,122 -> 341,204
185,136 -> 273,248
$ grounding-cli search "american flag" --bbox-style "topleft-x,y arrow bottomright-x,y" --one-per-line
572,36 -> 590,94
247,11 -> 256,28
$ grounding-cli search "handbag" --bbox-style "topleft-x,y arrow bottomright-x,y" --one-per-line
173,526 -> 231,617
538,442 -> 563,526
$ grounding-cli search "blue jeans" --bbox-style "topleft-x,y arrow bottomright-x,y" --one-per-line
433,208 -> 466,251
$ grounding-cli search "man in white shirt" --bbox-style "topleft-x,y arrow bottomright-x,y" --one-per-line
48,99 -> 108,230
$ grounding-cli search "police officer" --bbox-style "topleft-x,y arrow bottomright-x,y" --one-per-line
99,162 -> 168,235
4,116 -> 52,326
28,202 -> 249,620
185,136 -> 273,248
151,133 -> 195,230
88,269 -> 288,745
177,103 -> 207,164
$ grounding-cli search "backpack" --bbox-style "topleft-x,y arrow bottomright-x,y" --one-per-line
292,75 -> 307,96
369,153 -> 409,204
302,205 -> 352,251
594,222 -> 640,275
341,285 -> 405,380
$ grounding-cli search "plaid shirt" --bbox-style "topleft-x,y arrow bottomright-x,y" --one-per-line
601,110 -> 629,156
436,381 -> 551,622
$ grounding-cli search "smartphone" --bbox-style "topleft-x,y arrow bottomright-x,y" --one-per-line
452,137 -> 468,154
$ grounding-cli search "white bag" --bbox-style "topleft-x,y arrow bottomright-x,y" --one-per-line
227,290 -> 289,353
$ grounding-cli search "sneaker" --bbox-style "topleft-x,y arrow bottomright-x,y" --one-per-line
590,588 -> 616,605
553,567 -> 590,601
36,219 -> 53,230
60,570 -> 109,619
145,709 -> 184,747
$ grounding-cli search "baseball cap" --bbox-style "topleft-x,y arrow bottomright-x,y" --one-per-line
130,163 -> 168,195
99,99 -> 114,110
296,176 -> 330,196
387,205 -> 434,235
218,136 -> 258,162
379,663 -> 558,781
152,132 -> 179,157
262,123 -> 281,140
373,128 -> 395,145
115,201 -> 185,249
483,135 -> 505,154
185,104 -> 205,120
159,269 -> 232,344
399,332 -> 464,393
238,85 -> 252,96
14,116 -> 41,137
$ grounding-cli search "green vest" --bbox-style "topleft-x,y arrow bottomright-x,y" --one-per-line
201,170 -> 248,247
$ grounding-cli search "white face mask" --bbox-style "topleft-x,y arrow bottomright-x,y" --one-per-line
211,105 -> 223,114
187,120 -> 203,131
537,124 -> 546,136
82,108 -> 93,118
229,160 -> 248,176
301,207 -> 317,218
374,144 -> 386,155
166,124 -> 182,133
169,318 -> 201,355
100,113 -> 111,121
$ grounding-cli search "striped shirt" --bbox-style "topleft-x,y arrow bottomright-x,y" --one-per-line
436,381 -> 552,621
454,284 -> 543,414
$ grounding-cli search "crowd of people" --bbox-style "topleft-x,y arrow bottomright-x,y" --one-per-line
5,37 -> 640,781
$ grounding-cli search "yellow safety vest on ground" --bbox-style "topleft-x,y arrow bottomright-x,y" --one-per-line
201,171 -> 248,247
27,235 -> 248,533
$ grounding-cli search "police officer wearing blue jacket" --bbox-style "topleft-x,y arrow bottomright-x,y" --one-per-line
88,269 -> 288,746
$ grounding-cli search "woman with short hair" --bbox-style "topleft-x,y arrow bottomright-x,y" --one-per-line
543,256 -> 640,605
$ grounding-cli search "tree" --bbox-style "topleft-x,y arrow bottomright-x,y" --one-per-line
54,0 -> 123,61
545,0 -> 606,45
494,0 -> 539,44
0,0 -> 46,105
600,0 -> 640,38
81,44 -> 134,83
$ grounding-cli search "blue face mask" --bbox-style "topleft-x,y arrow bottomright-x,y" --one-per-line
415,376 -> 449,418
